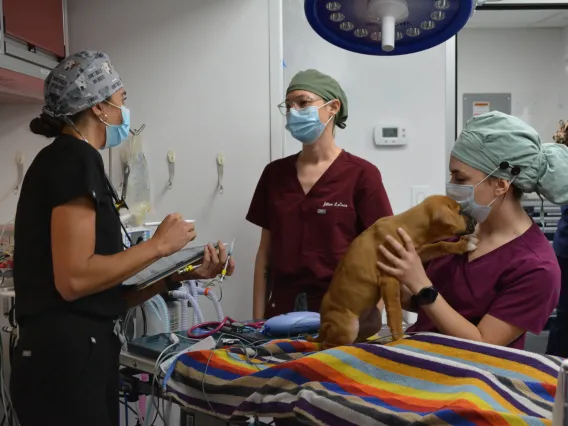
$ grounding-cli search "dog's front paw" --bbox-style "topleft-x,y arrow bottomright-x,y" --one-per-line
463,234 -> 479,252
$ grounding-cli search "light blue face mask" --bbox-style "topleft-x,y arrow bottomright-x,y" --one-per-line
101,101 -> 131,150
446,169 -> 516,224
285,101 -> 334,145
446,182 -> 493,224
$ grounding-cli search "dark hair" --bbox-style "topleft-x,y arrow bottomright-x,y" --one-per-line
29,113 -> 66,138
30,95 -> 116,138
553,120 -> 568,146
29,107 -> 93,138
29,110 -> 90,138
30,110 -> 87,139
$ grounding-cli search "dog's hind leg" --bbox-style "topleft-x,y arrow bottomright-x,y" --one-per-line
381,277 -> 404,341
321,316 -> 359,350
355,306 -> 382,343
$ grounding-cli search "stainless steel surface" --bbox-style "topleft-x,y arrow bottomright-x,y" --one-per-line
120,350 -> 231,426
562,360 -> 568,426
445,37 -> 456,166
119,350 -> 157,374
0,1 -> 65,85
4,36 -> 58,69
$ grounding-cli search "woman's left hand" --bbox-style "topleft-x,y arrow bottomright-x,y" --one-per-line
191,241 -> 236,280
376,228 -> 431,294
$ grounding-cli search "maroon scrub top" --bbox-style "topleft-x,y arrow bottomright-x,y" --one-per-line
407,223 -> 561,350
246,150 -> 393,317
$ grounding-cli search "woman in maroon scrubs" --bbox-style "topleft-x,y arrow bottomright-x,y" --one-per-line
377,112 -> 564,349
247,69 -> 393,320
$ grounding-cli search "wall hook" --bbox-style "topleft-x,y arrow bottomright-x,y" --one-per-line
129,123 -> 147,136
167,150 -> 176,190
216,153 -> 224,194
14,151 -> 24,194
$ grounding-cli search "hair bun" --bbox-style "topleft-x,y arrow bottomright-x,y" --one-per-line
29,113 -> 64,138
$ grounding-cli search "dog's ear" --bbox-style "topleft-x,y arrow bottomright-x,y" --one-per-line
431,204 -> 461,231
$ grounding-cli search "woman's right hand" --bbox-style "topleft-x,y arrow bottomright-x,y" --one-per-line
151,213 -> 196,257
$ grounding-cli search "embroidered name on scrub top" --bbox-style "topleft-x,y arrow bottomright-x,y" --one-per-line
246,150 -> 394,305
323,202 -> 349,208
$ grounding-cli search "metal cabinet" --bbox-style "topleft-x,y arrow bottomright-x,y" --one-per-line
3,0 -> 65,58
523,198 -> 562,243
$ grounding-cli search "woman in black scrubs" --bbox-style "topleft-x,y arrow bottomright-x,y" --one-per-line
10,51 -> 235,426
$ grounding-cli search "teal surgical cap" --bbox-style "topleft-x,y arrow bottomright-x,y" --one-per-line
452,111 -> 568,205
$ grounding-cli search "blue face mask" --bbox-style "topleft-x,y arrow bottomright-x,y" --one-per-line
446,168 -> 514,224
285,101 -> 334,145
446,182 -> 493,224
101,102 -> 131,150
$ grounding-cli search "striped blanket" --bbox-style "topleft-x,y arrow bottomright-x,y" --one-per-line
164,333 -> 562,425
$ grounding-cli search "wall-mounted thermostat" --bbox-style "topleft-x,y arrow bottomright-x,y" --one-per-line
374,126 -> 407,147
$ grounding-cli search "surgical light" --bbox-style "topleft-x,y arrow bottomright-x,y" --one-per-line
304,0 -> 476,56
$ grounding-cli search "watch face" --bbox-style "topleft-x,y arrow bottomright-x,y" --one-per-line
419,287 -> 438,305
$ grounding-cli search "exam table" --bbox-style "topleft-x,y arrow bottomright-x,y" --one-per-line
119,350 -> 242,426
163,333 -> 562,426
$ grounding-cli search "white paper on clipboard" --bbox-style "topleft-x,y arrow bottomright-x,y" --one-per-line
473,101 -> 490,116
122,244 -> 210,288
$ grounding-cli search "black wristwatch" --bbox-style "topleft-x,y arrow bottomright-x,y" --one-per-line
411,286 -> 439,308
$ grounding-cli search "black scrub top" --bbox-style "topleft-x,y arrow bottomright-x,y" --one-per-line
13,135 -> 126,325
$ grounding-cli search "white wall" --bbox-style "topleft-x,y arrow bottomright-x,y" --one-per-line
0,0 -> 454,337
282,0 -> 452,215
458,28 -> 566,141
561,26 -> 568,124
67,0 -> 272,322
0,106 -> 46,229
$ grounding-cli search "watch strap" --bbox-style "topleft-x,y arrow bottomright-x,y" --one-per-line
413,286 -> 439,306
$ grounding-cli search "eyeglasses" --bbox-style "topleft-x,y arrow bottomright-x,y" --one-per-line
277,97 -> 323,116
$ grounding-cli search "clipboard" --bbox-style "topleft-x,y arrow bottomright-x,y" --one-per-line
122,242 -> 222,290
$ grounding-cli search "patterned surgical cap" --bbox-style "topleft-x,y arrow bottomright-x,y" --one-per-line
43,51 -> 124,117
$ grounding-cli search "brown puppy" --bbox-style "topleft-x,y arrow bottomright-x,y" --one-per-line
312,195 -> 477,350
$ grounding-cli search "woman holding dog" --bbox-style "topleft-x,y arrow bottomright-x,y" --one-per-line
247,69 -> 393,320
378,111 -> 567,349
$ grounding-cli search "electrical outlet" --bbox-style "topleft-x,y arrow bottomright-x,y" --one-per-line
411,186 -> 431,207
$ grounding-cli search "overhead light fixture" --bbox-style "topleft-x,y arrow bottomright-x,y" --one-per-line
476,0 -> 504,5
304,0 -> 477,56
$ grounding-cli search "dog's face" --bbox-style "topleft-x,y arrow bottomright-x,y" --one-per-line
75,75 -> 87,90
64,60 -> 79,71
101,62 -> 112,74
423,195 -> 476,238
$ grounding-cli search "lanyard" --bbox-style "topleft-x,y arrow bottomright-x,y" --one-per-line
104,174 -> 133,248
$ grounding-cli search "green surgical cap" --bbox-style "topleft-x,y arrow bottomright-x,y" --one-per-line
286,69 -> 348,129
452,111 -> 568,204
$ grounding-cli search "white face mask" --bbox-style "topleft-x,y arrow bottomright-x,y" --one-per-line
446,167 -> 507,224
446,182 -> 495,224
447,162 -> 520,224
